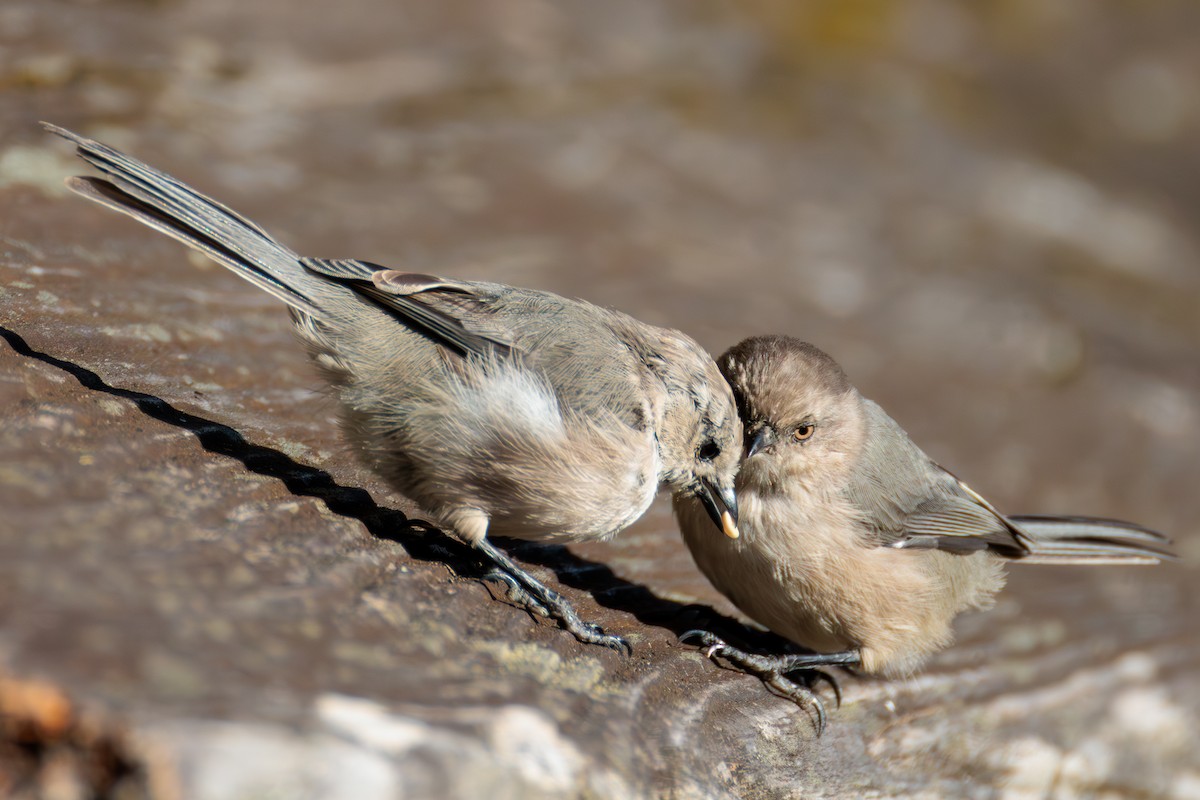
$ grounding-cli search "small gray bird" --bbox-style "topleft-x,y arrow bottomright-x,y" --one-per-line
46,123 -> 742,651
675,335 -> 1172,723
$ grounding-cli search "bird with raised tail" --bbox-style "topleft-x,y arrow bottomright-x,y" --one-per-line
45,122 -> 743,652
675,335 -> 1172,727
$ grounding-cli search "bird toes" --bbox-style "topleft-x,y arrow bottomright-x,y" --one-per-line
482,568 -> 552,618
763,674 -> 828,735
678,629 -> 726,652
679,630 -> 843,734
480,566 -> 630,654
576,625 -> 631,655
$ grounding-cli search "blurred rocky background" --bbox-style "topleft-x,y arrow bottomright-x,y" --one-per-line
1,1 -> 1198,797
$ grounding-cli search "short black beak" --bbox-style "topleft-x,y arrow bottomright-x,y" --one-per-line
747,426 -> 776,459
697,478 -> 739,539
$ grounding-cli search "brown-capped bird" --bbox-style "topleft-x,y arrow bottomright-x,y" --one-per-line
675,335 -> 1172,727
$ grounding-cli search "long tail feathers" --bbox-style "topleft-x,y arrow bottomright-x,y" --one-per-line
43,122 -> 322,317
1008,515 -> 1175,565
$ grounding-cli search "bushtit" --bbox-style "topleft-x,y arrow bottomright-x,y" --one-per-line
45,123 -> 742,651
675,335 -> 1172,725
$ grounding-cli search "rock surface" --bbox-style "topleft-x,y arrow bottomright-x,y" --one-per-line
2,1 -> 1198,797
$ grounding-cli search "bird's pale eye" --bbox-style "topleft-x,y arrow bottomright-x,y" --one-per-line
696,440 -> 721,462
792,423 -> 815,442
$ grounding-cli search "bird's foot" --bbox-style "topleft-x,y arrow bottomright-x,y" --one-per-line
478,540 -> 630,654
482,568 -> 552,616
680,629 -> 860,734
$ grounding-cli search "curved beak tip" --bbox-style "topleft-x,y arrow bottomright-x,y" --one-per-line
721,510 -> 740,539
697,477 -> 739,540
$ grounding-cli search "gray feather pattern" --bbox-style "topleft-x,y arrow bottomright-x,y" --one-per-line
47,122 -> 743,554
847,401 -> 1171,564
677,334 -> 1171,679
1007,515 -> 1175,563
302,258 -> 514,359
47,124 -> 324,316
846,400 -> 1027,554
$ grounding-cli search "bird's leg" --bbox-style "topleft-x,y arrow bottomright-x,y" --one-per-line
477,539 -> 630,653
680,630 -> 860,734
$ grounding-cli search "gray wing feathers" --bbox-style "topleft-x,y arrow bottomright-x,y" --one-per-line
48,123 -> 661,437
46,123 -> 322,316
901,496 -> 1021,553
882,468 -> 1173,563
301,258 -> 513,359
299,257 -> 380,281
848,400 -> 1027,554
886,479 -> 1173,564
851,401 -> 1171,563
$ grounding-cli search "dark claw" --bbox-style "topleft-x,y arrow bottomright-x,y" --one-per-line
764,674 -> 827,734
680,628 -> 857,734
476,539 -> 631,654
542,598 -> 629,653
679,629 -> 720,646
809,670 -> 843,710
680,629 -> 732,660
589,629 -> 632,655
483,568 -> 551,617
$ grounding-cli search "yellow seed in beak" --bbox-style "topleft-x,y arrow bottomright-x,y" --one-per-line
721,510 -> 740,540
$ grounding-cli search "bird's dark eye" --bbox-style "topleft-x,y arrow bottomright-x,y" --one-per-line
793,423 -> 815,442
696,440 -> 721,461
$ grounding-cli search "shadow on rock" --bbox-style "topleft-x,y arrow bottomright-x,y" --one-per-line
2,324 -> 467,568
500,539 -> 802,653
2,323 -> 784,652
